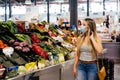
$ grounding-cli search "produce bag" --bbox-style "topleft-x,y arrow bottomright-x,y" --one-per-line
6,66 -> 18,78
6,52 -> 27,65
18,66 -> 27,74
25,62 -> 37,72
58,53 -> 65,62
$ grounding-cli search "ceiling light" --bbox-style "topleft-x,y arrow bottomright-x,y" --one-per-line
59,0 -> 64,2
25,0 -> 32,4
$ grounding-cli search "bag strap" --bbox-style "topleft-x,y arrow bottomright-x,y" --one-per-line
96,54 -> 100,71
90,39 -> 106,71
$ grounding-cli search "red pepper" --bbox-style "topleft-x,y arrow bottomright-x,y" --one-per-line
37,24 -> 45,30
48,30 -> 57,37
16,23 -> 25,32
32,44 -> 49,59
40,51 -> 49,59
30,34 -> 41,43
40,25 -> 45,30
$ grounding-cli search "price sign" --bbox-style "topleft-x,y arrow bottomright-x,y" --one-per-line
45,24 -> 49,31
25,22 -> 29,30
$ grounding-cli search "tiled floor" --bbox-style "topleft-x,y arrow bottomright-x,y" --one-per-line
114,64 -> 120,80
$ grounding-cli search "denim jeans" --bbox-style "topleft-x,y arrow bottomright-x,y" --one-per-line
76,62 -> 98,80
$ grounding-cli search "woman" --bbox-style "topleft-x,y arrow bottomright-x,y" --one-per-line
73,18 -> 103,80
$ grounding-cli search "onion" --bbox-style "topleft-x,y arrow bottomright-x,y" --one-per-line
22,47 -> 30,52
22,41 -> 28,47
13,41 -> 20,46
15,46 -> 22,50
9,40 -> 15,44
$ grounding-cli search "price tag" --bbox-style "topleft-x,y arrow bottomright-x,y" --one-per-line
25,22 -> 29,30
45,24 -> 49,31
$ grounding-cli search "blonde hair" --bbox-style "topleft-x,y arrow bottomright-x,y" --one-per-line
77,18 -> 98,58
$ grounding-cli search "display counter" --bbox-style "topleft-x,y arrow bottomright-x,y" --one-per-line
7,59 -> 74,80
7,64 -> 61,80
61,59 -> 74,80
102,42 -> 120,61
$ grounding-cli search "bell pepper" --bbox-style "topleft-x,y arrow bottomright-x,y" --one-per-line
32,44 -> 49,59
30,34 -> 41,43
48,30 -> 57,37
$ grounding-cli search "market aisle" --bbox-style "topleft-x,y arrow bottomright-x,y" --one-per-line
114,64 -> 120,80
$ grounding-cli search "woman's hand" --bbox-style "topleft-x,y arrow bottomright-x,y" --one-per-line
73,67 -> 77,77
90,31 -> 94,39
90,32 -> 103,54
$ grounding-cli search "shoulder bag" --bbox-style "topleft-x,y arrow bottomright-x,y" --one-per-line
96,53 -> 106,80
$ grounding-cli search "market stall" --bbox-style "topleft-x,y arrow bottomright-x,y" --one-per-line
0,20 -> 76,79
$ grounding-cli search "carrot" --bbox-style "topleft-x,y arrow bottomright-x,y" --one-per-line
0,40 -> 3,45
0,40 -> 8,48
3,44 -> 8,48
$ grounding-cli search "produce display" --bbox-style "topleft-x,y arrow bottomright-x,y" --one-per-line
0,20 -> 76,79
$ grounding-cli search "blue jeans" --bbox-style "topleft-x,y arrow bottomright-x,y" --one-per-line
76,62 -> 98,80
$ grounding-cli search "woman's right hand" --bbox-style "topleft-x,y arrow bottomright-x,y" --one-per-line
73,67 -> 77,77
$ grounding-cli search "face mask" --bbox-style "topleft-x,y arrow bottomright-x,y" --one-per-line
80,25 -> 86,33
